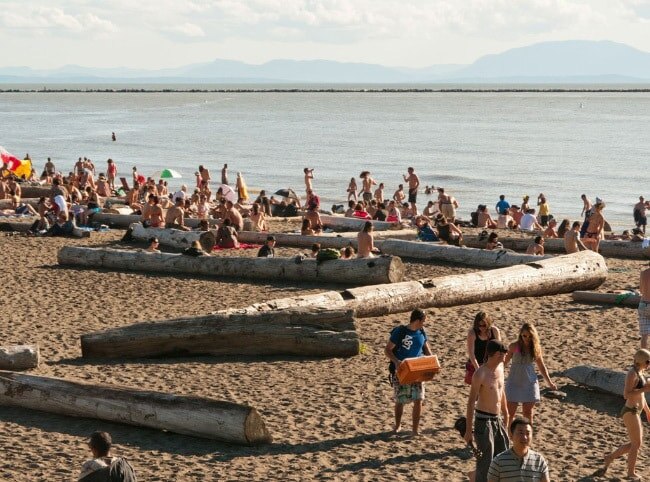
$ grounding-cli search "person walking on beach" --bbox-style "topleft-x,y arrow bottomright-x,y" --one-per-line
488,417 -> 550,482
596,349 -> 650,480
504,323 -> 557,427
346,177 -> 358,202
564,221 -> 588,254
639,264 -> 650,349
633,196 -> 649,234
403,167 -> 420,215
464,340 -> 510,482
384,308 -> 433,436
465,312 -> 502,385
359,171 -> 376,203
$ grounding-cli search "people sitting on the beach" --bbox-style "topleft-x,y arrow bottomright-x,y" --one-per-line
367,200 -> 378,218
8,194 -> 38,216
423,200 -> 439,219
147,237 -> 161,253
7,178 -> 21,200
564,221 -> 588,254
301,218 -> 314,236
485,232 -> 503,250
216,218 -> 239,248
519,209 -> 542,232
80,186 -> 102,226
557,218 -> 570,238
496,211 -> 516,230
47,211 -> 75,236
357,221 -> 379,258
225,200 -> 244,231
373,202 -> 388,221
344,200 -> 355,217
415,216 -> 439,242
183,240 -> 208,256
476,205 -> 497,229
435,213 -> 463,246
400,202 -> 415,220
526,235 -> 545,255
304,204 -> 323,233
257,235 -> 276,257
164,199 -> 190,231
340,245 -> 355,259
96,174 -> 111,197
352,202 -> 371,220
310,243 -> 321,258
248,203 -> 268,232
509,205 -> 524,226
78,431 -> 136,482
393,184 -> 406,204
386,200 -> 401,223
543,218 -> 558,238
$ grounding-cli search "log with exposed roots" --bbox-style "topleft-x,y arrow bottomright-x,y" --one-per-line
57,246 -> 405,285
81,307 -> 358,359
0,371 -> 271,444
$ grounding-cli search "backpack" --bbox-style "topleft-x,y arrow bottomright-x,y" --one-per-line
316,248 -> 341,264
387,325 -> 427,378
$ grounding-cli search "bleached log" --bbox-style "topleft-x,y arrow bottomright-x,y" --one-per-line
101,206 -> 134,215
0,345 -> 39,370
0,371 -> 270,445
20,186 -> 53,198
57,246 -> 405,285
81,307 -> 358,359
0,221 -> 89,238
572,291 -> 641,307
92,213 -> 220,229
130,223 -> 215,250
320,214 -> 396,231
565,365 -> 650,404
377,239 -> 552,268
463,234 -> 650,260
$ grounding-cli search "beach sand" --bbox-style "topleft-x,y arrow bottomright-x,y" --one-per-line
0,223 -> 648,481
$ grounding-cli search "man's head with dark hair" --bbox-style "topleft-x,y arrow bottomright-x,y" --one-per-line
410,308 -> 426,323
88,431 -> 112,457
510,416 -> 531,434
499,194 -> 505,201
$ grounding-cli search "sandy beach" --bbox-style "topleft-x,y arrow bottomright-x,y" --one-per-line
0,222 -> 648,481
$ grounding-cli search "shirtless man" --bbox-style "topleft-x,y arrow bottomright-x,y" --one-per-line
165,199 -> 190,231
525,236 -> 545,255
140,194 -> 154,226
7,178 -> 21,200
403,167 -> 420,215
393,184 -> 406,204
359,171 -> 376,203
225,200 -> 244,231
580,194 -> 592,218
149,196 -> 164,228
639,264 -> 650,348
304,168 -> 314,194
198,165 -> 211,187
304,204 -> 323,234
542,219 -> 558,238
221,163 -> 228,185
44,157 -> 56,177
582,202 -> 606,252
564,221 -> 588,254
465,340 -> 510,482
357,221 -> 379,258
634,196 -> 649,234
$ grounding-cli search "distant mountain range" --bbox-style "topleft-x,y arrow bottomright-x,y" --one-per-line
2,40 -> 650,84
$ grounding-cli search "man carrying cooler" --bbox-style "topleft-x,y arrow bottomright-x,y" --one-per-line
384,308 -> 432,436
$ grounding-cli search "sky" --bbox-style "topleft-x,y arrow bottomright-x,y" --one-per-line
1,0 -> 649,69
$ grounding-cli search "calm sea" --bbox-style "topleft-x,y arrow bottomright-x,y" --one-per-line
1,86 -> 648,230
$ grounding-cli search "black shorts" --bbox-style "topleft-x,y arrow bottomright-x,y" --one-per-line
408,189 -> 417,203
362,192 -> 372,202
638,216 -> 647,227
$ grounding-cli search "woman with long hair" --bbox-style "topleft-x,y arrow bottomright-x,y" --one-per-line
504,323 -> 557,426
597,349 -> 650,480
465,312 -> 501,385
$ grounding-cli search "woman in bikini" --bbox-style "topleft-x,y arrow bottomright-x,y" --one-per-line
346,178 -> 358,202
583,202 -> 606,252
597,349 -> 650,480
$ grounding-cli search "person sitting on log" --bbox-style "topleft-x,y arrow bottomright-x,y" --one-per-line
165,198 -> 191,231
248,202 -> 268,232
216,218 -> 239,249
340,245 -> 355,259
257,235 -> 276,257
304,204 -> 323,233
435,214 -> 463,246
183,240 -> 208,256
357,221 -> 379,258
543,218 -> 559,238
301,218 -> 314,236
225,200 -> 244,231
485,232 -> 503,250
477,205 -> 497,229
373,202 -> 388,221
526,235 -> 545,255
147,237 -> 161,253
344,200 -> 356,218
79,431 -> 137,482
415,216 -> 439,242
46,211 -> 75,237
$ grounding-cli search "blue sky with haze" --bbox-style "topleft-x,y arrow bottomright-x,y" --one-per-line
2,0 -> 649,68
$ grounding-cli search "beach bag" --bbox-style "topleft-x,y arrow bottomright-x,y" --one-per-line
316,248 -> 341,264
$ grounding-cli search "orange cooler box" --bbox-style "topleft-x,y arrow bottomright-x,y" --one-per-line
397,355 -> 441,384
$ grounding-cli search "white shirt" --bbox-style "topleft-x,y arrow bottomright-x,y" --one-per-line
519,213 -> 537,231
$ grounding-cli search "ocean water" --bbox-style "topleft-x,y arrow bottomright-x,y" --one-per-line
1,88 -> 648,230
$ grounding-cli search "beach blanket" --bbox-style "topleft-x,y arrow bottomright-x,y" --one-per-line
212,243 -> 260,251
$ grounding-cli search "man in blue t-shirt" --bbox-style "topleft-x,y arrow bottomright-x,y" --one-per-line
495,195 -> 511,215
384,308 -> 432,435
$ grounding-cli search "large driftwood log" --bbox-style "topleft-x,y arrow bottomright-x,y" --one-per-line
0,345 -> 39,370
57,246 -> 405,285
572,291 -> 641,307
377,239 -> 552,268
565,365 -> 650,404
0,371 -> 271,444
20,185 -> 53,198
92,213 -> 220,229
463,234 -> 650,260
81,307 -> 358,359
131,225 -> 417,251
0,221 -> 90,238
320,214 -> 395,231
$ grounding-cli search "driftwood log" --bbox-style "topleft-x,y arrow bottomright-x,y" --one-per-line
129,223 -> 215,250
565,365 -> 650,404
0,221 -> 90,238
57,246 -> 405,285
0,371 -> 271,444
170,250 -> 606,318
463,234 -> 650,260
92,213 -> 220,229
377,239 -> 552,268
572,291 -> 641,307
81,307 -> 359,359
0,345 -> 39,370
320,214 -> 395,231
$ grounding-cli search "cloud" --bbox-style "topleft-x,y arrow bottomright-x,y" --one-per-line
166,22 -> 206,38
0,4 -> 117,34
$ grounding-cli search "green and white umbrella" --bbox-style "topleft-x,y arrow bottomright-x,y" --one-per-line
153,168 -> 182,179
